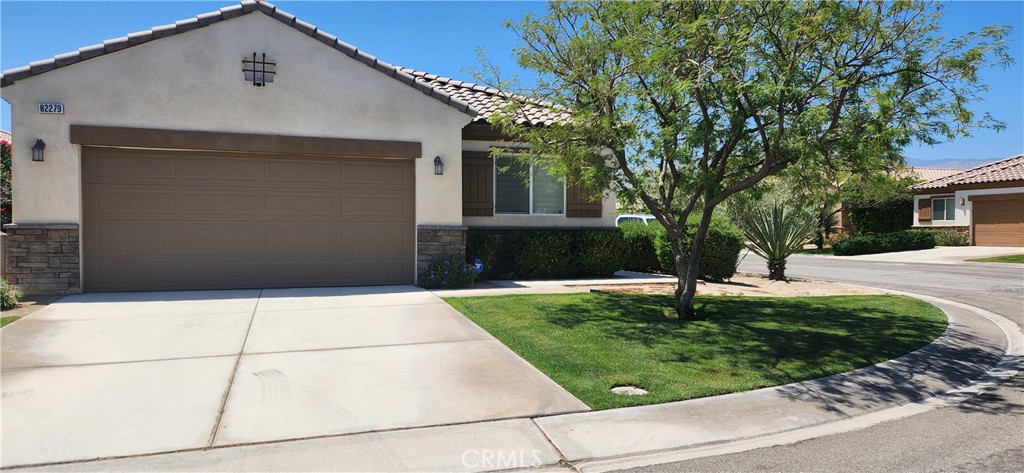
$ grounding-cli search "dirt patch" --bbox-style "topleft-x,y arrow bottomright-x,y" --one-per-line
584,273 -> 886,297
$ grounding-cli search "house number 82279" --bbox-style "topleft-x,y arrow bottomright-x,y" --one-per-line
38,103 -> 65,114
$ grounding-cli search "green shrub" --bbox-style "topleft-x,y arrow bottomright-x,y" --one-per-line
849,198 -> 913,234
832,230 -> 936,256
466,232 -> 498,279
1,277 -> 22,311
417,259 -> 477,289
654,217 -> 744,282
573,229 -> 627,277
928,229 -> 970,246
510,230 -> 574,279
620,222 -> 662,272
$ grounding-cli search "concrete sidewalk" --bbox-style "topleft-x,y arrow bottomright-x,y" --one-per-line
798,246 -> 1024,265
20,291 -> 1022,473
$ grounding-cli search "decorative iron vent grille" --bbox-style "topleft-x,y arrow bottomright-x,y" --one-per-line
242,52 -> 275,87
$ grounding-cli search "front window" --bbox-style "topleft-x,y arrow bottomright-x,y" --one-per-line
494,156 -> 565,215
932,197 -> 956,221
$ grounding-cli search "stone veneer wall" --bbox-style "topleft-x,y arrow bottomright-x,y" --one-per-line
416,225 -> 468,274
3,224 -> 81,295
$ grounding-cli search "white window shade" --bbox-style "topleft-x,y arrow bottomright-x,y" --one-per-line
532,166 -> 564,214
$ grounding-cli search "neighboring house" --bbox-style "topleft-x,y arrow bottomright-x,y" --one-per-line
912,154 -> 1024,247
0,1 -> 615,295
832,167 -> 962,235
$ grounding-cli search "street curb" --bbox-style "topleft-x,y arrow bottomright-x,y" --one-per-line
558,290 -> 1023,472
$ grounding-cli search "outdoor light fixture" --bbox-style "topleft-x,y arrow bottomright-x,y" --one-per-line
31,139 -> 45,162
434,156 -> 444,175
959,198 -> 966,206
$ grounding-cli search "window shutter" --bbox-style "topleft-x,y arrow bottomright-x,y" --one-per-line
462,151 -> 494,217
918,198 -> 932,221
567,183 -> 603,218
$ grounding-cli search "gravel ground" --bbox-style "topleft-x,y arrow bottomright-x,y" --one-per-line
584,273 -> 886,297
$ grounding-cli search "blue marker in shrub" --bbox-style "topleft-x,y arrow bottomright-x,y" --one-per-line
473,259 -> 483,276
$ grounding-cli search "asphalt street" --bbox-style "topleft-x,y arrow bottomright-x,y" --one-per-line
620,254 -> 1024,472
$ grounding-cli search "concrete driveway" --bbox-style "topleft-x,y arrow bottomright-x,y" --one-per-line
0,286 -> 588,468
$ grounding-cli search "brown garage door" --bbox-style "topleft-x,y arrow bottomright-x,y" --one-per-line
972,195 -> 1024,247
83,147 -> 415,292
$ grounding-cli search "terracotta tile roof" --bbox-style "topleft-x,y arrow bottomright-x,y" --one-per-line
399,68 -> 569,127
912,154 -> 1024,190
906,167 -> 964,182
0,130 -> 10,144
0,1 -> 476,118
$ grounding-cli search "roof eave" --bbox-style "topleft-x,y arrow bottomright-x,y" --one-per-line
0,1 -> 478,118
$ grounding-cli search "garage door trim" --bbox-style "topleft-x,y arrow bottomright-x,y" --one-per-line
70,125 -> 422,159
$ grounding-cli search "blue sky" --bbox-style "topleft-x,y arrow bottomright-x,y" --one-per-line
1,1 -> 1021,163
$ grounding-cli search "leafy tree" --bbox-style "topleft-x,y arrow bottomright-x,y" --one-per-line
739,203 -> 818,281
841,173 -> 918,234
486,1 -> 1011,320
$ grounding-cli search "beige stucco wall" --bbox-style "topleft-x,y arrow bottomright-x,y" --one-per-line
913,186 -> 1024,227
1,12 -> 473,227
461,140 -> 618,228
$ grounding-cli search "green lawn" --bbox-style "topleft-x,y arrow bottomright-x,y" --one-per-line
967,254 -> 1024,264
1,315 -> 19,328
446,293 -> 946,410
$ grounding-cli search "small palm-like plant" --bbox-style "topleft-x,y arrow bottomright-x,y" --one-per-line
739,203 -> 818,281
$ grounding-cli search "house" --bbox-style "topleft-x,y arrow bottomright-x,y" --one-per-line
0,1 -> 616,295
912,154 -> 1024,247
831,167 -> 962,235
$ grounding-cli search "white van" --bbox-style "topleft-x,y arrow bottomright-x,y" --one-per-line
616,213 -> 658,226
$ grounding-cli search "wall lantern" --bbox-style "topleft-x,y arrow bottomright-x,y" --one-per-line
31,139 -> 45,162
434,156 -> 444,175
959,197 -> 966,206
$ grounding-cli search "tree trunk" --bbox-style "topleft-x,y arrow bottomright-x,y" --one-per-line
673,209 -> 715,321
767,258 -> 787,281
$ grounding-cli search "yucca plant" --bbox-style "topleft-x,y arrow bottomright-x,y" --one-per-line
739,203 -> 818,281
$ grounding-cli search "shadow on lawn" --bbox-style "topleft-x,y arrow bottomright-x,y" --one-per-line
545,293 -> 1006,415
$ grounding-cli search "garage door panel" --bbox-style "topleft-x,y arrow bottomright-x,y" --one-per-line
266,159 -> 336,183
92,153 -> 177,180
183,259 -> 266,286
342,224 -> 411,253
83,147 -> 416,292
265,193 -> 337,216
91,259 -> 185,291
267,257 -> 341,283
341,256 -> 411,284
266,224 -> 337,251
182,191 -> 259,215
182,223 -> 265,252
342,193 -> 412,217
183,157 -> 259,181
342,161 -> 412,186
94,189 -> 178,215
89,223 -> 179,255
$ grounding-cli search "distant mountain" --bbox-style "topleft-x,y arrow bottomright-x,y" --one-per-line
906,157 -> 1004,169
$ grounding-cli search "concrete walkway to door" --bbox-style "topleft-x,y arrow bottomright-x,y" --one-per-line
0,286 -> 589,468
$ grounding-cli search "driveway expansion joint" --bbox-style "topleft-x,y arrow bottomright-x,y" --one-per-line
207,289 -> 263,447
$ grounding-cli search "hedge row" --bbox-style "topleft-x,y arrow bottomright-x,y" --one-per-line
832,230 -> 936,256
848,199 -> 913,235
620,217 -> 744,282
467,228 -> 626,280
